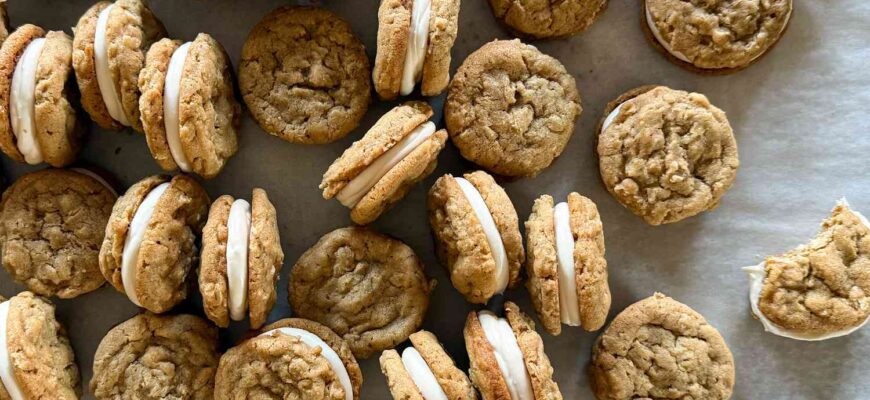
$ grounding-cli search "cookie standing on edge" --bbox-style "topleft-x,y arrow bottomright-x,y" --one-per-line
380,330 -> 476,400
488,0 -> 607,39
321,101 -> 448,225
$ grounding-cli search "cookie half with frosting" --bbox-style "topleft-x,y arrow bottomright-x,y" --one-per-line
380,330 -> 476,400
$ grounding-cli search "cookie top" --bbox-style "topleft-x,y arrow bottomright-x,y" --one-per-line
589,293 -> 735,400
489,0 -> 607,39
445,39 -> 581,177
90,313 -> 219,399
289,226 -> 433,359
597,86 -> 739,225
410,330 -> 475,399
0,169 -> 115,298
239,6 -> 371,144
421,0 -> 460,96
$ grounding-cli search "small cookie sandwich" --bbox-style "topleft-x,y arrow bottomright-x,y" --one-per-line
743,200 -> 870,340
239,6 -> 371,144
589,293 -> 735,400
99,174 -> 210,313
72,0 -> 166,131
199,188 -> 284,329
91,313 -> 219,399
0,168 -> 116,298
445,39 -> 581,177
0,25 -> 83,167
320,101 -> 448,225
289,227 -> 433,359
139,34 -> 240,179
464,301 -> 562,399
215,318 -> 363,400
643,0 -> 793,73
525,192 -> 611,335
0,292 -> 80,399
428,171 -> 524,304
379,330 -> 476,400
373,0 -> 460,99
488,0 -> 607,39
597,85 -> 739,225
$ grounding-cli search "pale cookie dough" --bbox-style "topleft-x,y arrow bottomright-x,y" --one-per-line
488,0 -> 608,39
379,330 -> 476,400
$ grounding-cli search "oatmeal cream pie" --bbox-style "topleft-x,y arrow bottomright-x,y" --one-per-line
488,0 -> 607,39
597,85 -> 739,225
99,174 -> 210,313
743,200 -> 870,341
321,101 -> 447,225
72,0 -> 166,131
525,192 -> 611,336
138,33 -> 240,179
428,171 -> 524,304
379,330 -> 476,400
199,188 -> 284,329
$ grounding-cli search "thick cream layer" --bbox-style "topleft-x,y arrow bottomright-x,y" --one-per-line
478,311 -> 533,400
401,346 -> 447,400
94,4 -> 130,126
10,38 -> 46,165
226,199 -> 252,321
121,182 -> 170,306
262,327 -> 353,400
0,301 -> 24,400
554,202 -> 581,326
400,0 -> 431,96
163,42 -> 193,172
71,168 -> 118,196
455,178 -> 508,294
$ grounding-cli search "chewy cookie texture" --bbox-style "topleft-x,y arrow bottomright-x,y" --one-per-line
379,330 -> 476,400
488,0 -> 607,39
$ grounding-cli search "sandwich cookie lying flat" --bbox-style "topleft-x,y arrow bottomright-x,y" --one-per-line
373,0 -> 460,99
597,85 -> 739,225
72,0 -> 166,131
488,0 -> 607,39
215,318 -> 363,400
428,171 -> 524,304
139,34 -> 240,179
380,330 -> 476,400
90,313 -> 219,399
320,101 -> 447,225
0,25 -> 83,167
525,192 -> 611,335
0,168 -> 115,298
0,292 -> 80,399
99,174 -> 210,313
743,200 -> 870,340
289,227 -> 433,359
199,188 -> 284,329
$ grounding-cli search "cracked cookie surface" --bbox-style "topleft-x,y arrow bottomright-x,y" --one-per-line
489,0 -> 608,39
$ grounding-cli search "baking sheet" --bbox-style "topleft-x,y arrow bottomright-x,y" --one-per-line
3,0 -> 870,399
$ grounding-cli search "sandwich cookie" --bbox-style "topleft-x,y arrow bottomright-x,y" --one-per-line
0,292 -> 80,400
643,0 -> 793,74
320,101 -> 448,225
0,25 -> 83,167
0,168 -> 115,298
488,0 -> 607,39
199,188 -> 284,329
464,302 -> 562,400
379,330 -> 476,400
525,192 -> 611,335
445,39 -> 581,177
743,200 -> 870,340
90,313 -> 219,399
597,85 -> 739,225
215,318 -> 363,400
289,227 -> 433,359
72,0 -> 166,131
428,171 -> 524,304
373,0 -> 460,99
589,293 -> 735,400
99,174 -> 210,313
239,6 -> 371,144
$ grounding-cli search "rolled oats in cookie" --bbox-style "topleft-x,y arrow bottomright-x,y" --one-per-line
488,0 -> 607,39
379,330 -> 476,400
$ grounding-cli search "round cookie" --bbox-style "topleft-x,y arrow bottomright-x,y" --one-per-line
427,170 -> 524,304
597,85 -> 739,225
320,101 -> 448,225
445,39 -> 581,177
589,293 -> 735,400
239,6 -> 371,144
0,168 -> 115,298
90,313 -> 219,399
379,330 -> 476,400
289,226 -> 433,359
488,0 -> 608,39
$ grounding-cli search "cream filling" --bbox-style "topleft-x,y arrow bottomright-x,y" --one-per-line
478,311 -> 533,400
554,202 -> 581,326
401,347 -> 448,400
226,199 -> 251,321
120,182 -> 170,306
262,327 -> 353,400
94,4 -> 130,126
163,42 -> 193,172
0,301 -> 24,400
71,168 -> 118,196
600,102 -> 625,134
10,38 -> 45,165
455,178 -> 509,294
400,0 -> 431,96
336,121 -> 436,208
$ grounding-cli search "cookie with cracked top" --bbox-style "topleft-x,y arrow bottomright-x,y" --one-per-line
488,0 -> 607,39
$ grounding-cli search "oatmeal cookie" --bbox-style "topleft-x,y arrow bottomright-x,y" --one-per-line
488,0 -> 608,39
380,330 -> 476,400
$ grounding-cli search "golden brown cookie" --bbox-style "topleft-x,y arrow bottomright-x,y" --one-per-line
379,330 -> 476,400
0,1 -> 9,44
488,0 -> 607,39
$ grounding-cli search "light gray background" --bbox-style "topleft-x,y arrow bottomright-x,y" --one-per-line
2,0 -> 869,399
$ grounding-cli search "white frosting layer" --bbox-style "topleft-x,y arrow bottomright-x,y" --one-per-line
401,347 -> 448,400
226,199 -> 251,321
600,102 -> 624,134
478,311 -> 533,400
94,4 -> 131,126
163,42 -> 193,172
454,177 -> 509,294
71,168 -> 117,197
121,182 -> 170,306
336,121 -> 436,208
10,38 -> 45,165
0,301 -> 24,400
554,202 -> 580,326
262,327 -> 353,400
400,0 -> 431,96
